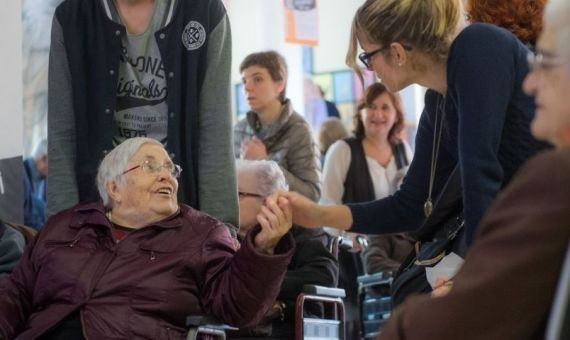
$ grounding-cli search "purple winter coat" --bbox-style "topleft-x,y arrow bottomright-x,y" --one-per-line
0,202 -> 294,339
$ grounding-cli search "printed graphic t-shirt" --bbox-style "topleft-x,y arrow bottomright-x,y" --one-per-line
107,0 -> 171,146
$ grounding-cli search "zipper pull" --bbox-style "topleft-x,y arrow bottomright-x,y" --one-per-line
69,238 -> 79,248
150,251 -> 156,261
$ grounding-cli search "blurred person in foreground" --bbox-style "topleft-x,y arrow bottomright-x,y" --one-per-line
375,0 -> 570,338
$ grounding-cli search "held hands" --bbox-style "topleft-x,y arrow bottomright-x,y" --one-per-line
240,137 -> 268,160
268,191 -> 323,228
431,277 -> 453,298
254,196 -> 293,255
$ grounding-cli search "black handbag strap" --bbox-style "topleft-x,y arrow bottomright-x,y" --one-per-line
391,142 -> 409,170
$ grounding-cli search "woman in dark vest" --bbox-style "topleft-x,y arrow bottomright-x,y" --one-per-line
320,83 -> 414,337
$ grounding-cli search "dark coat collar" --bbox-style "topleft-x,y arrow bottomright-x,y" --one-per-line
69,201 -> 185,229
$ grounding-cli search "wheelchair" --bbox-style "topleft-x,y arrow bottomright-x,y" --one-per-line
188,235 -> 349,340
355,236 -> 395,339
295,285 -> 346,339
357,272 -> 393,339
292,234 -> 351,339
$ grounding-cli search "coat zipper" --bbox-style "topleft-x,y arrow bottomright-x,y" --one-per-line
80,308 -> 90,340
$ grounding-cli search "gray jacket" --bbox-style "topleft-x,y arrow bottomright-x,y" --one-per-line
233,100 -> 321,201
0,221 -> 26,279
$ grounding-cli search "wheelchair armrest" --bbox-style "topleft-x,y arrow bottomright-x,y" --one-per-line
296,286 -> 346,339
357,272 -> 393,288
338,236 -> 354,252
302,284 -> 346,298
185,315 -> 238,331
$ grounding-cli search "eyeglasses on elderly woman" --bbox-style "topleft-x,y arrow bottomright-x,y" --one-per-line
238,191 -> 264,199
122,159 -> 183,178
527,50 -> 563,73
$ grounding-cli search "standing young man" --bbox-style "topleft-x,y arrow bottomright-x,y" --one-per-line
47,0 -> 238,235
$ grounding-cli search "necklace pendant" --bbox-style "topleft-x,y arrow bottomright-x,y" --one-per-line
424,199 -> 433,217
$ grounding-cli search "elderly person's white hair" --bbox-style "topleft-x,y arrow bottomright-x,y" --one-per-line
236,159 -> 289,197
32,139 -> 48,160
545,0 -> 570,72
97,137 -> 164,208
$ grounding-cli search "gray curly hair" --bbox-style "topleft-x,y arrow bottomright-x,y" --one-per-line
236,159 -> 289,197
96,137 -> 164,208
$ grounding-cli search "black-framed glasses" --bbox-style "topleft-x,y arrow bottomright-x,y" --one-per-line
527,50 -> 563,73
358,47 -> 384,70
358,44 -> 412,70
238,191 -> 264,199
122,159 -> 182,178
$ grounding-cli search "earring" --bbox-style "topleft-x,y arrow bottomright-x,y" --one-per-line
398,61 -> 403,67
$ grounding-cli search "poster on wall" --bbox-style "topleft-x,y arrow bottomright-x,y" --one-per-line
284,0 -> 318,46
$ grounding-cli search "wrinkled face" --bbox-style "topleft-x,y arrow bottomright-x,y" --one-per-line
362,92 -> 398,139
110,143 -> 179,223
237,170 -> 265,237
357,31 -> 406,92
523,20 -> 570,147
241,65 -> 285,112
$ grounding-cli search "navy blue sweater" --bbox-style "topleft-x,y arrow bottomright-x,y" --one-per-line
348,23 -> 550,245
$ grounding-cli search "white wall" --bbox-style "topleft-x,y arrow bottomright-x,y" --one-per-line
228,0 -> 304,116
229,0 -> 362,75
313,0 -> 363,73
0,0 -> 23,160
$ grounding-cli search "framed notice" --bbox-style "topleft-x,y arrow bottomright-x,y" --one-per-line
284,0 -> 318,46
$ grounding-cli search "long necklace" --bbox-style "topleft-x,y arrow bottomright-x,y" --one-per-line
424,95 -> 446,217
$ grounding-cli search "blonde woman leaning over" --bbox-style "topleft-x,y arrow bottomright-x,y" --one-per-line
277,0 -> 549,248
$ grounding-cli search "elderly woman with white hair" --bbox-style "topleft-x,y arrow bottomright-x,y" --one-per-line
367,0 -> 570,338
232,159 -> 337,338
0,137 -> 295,340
